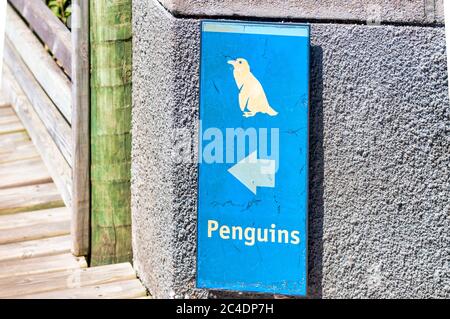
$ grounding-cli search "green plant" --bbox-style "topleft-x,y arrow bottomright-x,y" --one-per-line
46,0 -> 72,24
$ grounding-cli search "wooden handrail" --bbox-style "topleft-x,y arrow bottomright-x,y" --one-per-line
4,0 -> 90,258
2,65 -> 72,207
6,5 -> 72,124
4,39 -> 72,165
9,0 -> 72,77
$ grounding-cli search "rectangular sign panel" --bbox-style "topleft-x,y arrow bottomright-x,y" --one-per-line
197,21 -> 310,296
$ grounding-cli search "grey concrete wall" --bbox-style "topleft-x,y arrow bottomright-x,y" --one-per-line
132,0 -> 449,298
158,0 -> 444,24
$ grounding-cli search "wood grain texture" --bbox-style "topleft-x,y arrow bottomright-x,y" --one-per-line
0,219 -> 70,245
17,279 -> 147,299
0,120 -> 23,135
90,0 -> 133,266
0,253 -> 87,280
5,5 -> 72,123
71,0 -> 90,257
0,262 -> 136,298
2,65 -> 72,207
0,183 -> 64,215
0,207 -> 70,245
0,114 -> 18,125
0,131 -> 30,157
0,139 -> 38,164
0,107 -> 14,117
0,235 -> 71,262
0,207 -> 70,230
4,40 -> 72,165
0,158 -> 52,190
0,130 -> 28,142
8,0 -> 72,77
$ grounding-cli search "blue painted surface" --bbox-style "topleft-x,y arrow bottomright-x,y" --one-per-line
197,21 -> 310,296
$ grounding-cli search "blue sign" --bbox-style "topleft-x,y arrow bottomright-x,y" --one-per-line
197,21 -> 310,296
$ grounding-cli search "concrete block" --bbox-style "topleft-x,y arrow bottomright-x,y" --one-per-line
158,0 -> 444,25
132,0 -> 449,298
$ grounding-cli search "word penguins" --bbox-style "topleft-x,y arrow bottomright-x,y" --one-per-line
207,219 -> 301,246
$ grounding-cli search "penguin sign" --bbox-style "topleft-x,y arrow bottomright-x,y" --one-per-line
227,58 -> 279,117
197,21 -> 310,296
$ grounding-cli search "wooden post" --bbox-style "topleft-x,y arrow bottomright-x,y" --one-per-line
90,0 -> 132,265
71,0 -> 90,256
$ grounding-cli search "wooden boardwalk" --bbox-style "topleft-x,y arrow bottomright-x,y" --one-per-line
0,104 -> 147,299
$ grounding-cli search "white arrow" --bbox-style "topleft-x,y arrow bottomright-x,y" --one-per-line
227,151 -> 276,195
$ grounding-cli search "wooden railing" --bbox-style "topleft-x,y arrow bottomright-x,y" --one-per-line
1,0 -> 89,256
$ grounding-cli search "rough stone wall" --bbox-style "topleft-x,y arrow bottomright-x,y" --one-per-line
132,0 -> 449,298
158,0 -> 444,24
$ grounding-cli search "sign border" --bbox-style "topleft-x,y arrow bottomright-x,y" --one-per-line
196,19 -> 311,297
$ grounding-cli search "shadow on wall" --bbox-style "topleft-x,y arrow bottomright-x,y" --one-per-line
208,45 -> 326,299
307,45 -> 325,299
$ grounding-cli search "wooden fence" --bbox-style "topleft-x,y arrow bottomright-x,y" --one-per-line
1,0 -> 90,256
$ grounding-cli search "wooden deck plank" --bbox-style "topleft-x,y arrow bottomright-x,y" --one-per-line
0,158 -> 52,190
0,253 -> 87,280
0,131 -> 29,147
0,140 -> 38,164
0,263 -> 137,298
0,115 -> 20,125
2,64 -> 73,208
0,207 -> 69,230
0,183 -> 64,215
0,219 -> 70,245
0,235 -> 71,263
0,94 -> 146,300
17,279 -> 147,299
0,107 -> 14,117
0,120 -> 24,135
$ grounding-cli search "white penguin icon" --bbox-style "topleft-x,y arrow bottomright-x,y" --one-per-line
228,58 -> 278,118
